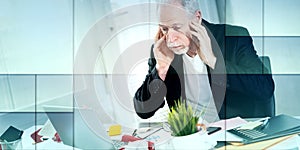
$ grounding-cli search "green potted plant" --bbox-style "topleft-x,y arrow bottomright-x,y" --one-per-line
167,99 -> 216,149
167,99 -> 201,136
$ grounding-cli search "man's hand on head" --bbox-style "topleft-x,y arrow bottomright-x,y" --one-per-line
154,34 -> 174,81
189,20 -> 216,69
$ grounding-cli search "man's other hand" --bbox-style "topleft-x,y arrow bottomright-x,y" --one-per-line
189,20 -> 216,69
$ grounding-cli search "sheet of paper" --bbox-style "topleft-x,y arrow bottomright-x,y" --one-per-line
208,117 -> 248,142
38,119 -> 56,137
208,117 -> 248,130
217,134 -> 297,150
209,130 -> 243,142
268,134 -> 300,150
125,140 -> 149,149
237,121 -> 262,130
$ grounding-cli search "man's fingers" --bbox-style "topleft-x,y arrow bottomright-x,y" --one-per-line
190,30 -> 204,42
190,20 -> 200,29
154,34 -> 173,60
190,30 -> 198,36
190,21 -> 206,33
156,34 -> 166,45
198,18 -> 202,25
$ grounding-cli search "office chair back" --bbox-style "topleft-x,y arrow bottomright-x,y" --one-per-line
259,56 -> 275,117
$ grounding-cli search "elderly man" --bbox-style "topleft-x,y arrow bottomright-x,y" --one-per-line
133,0 -> 274,122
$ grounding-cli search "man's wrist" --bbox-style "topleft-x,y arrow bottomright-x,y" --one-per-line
207,56 -> 217,69
155,64 -> 169,81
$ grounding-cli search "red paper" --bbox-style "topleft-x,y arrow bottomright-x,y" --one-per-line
121,135 -> 142,142
52,133 -> 61,142
30,128 -> 43,143
148,141 -> 155,150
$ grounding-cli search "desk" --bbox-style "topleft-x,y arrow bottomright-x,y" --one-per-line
16,125 -> 300,150
9,125 -> 300,150
137,117 -> 300,150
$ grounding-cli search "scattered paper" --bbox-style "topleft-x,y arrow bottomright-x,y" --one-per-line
209,130 -> 243,142
217,134 -> 297,150
38,119 -> 56,137
237,121 -> 263,130
208,117 -> 248,142
209,117 -> 248,130
268,134 -> 300,150
125,140 -> 149,149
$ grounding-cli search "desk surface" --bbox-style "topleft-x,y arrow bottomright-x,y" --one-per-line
19,125 -> 300,150
22,126 -> 78,150
1,113 -> 300,149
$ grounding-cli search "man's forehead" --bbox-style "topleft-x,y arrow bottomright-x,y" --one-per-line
158,4 -> 189,25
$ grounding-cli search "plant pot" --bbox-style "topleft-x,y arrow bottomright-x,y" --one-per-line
171,131 -> 216,150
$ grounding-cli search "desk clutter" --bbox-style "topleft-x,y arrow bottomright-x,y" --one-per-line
107,124 -> 167,149
30,120 -> 61,144
217,134 -> 299,150
227,114 -> 300,145
1,114 -> 300,149
108,125 -> 122,136
214,114 -> 300,150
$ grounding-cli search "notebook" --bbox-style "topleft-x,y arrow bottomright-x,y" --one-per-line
228,114 -> 300,144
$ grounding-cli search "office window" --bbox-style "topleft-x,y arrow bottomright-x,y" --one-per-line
0,0 -> 73,74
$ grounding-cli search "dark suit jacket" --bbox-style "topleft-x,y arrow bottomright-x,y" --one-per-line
133,20 -> 275,119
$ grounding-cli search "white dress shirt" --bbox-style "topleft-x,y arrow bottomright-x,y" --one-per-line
182,53 -> 220,123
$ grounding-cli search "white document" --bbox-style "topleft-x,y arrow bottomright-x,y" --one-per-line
208,117 -> 248,142
237,121 -> 262,130
268,135 -> 300,150
208,116 -> 248,130
38,119 -> 56,137
209,130 -> 243,142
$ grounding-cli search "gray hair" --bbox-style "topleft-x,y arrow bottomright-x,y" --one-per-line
157,0 -> 200,18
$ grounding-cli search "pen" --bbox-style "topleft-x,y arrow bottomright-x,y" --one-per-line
140,128 -> 163,139
132,129 -> 137,136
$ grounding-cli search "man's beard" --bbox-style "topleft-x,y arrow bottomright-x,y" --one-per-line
167,42 -> 189,55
